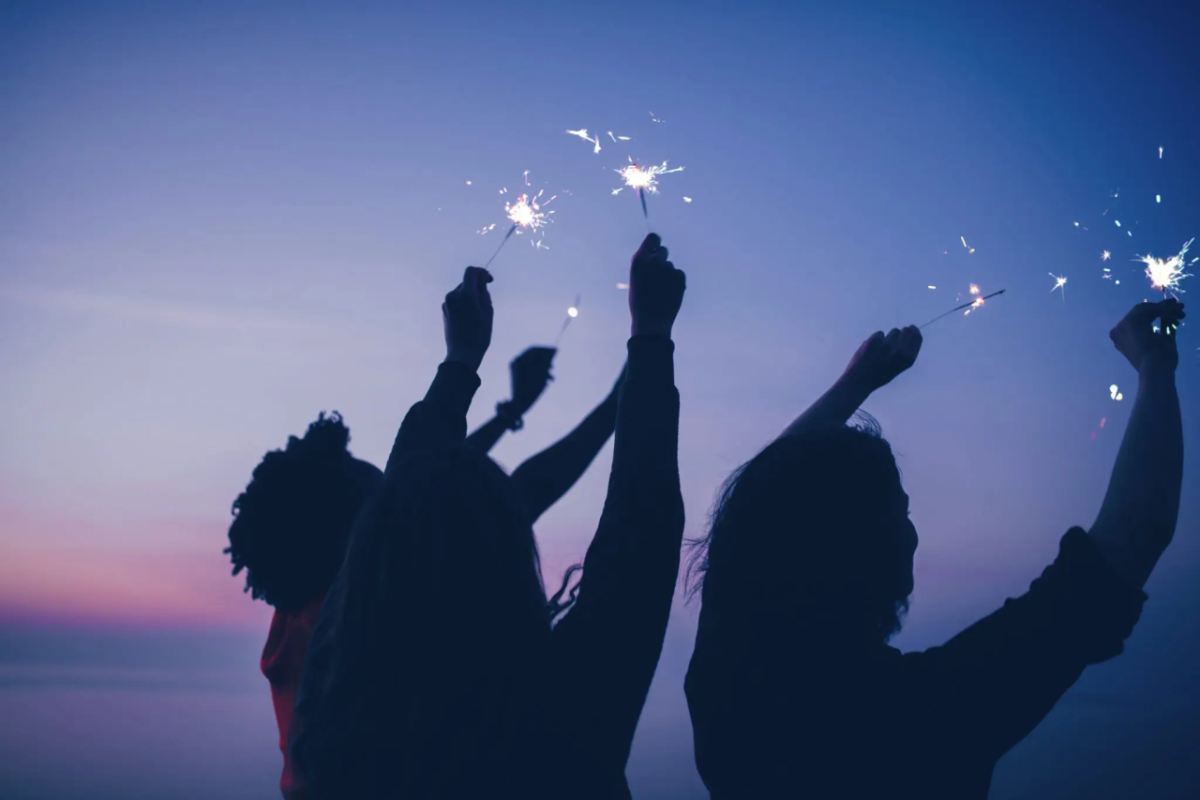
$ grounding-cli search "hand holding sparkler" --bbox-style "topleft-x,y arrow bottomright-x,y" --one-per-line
443,266 -> 494,372
629,233 -> 686,339
843,326 -> 924,393
509,346 -> 557,418
1110,299 -> 1186,374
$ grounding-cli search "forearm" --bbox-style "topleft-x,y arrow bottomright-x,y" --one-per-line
511,391 -> 618,525
1088,363 -> 1183,588
780,374 -> 872,438
465,414 -> 510,453
385,361 -> 481,472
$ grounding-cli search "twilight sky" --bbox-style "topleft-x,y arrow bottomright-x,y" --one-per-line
1,1 -> 1198,797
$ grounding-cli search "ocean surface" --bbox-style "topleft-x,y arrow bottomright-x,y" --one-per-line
2,619 -> 1198,799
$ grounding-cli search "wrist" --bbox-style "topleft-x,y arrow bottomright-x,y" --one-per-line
1138,358 -> 1176,386
835,371 -> 876,402
631,321 -> 673,339
445,350 -> 484,372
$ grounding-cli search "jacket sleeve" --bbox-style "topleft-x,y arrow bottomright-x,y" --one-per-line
384,361 -> 481,473
902,527 -> 1147,761
547,335 -> 685,776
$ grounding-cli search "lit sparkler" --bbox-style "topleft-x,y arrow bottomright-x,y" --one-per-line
920,287 -> 1007,328
481,177 -> 557,267
615,157 -> 685,218
1137,238 -> 1193,296
1050,273 -> 1068,300
555,295 -> 582,345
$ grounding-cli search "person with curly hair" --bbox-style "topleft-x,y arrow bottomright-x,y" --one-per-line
228,351 -> 625,800
290,236 -> 686,799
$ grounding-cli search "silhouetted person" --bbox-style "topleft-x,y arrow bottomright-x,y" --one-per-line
291,234 -> 686,799
685,300 -> 1186,799
226,349 -> 622,800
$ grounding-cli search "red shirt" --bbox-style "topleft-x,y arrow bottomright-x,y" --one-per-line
261,593 -> 326,800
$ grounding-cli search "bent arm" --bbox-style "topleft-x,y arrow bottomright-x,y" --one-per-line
780,374 -> 872,438
1087,360 -> 1183,589
465,411 -> 514,454
510,369 -> 622,525
904,527 -> 1147,763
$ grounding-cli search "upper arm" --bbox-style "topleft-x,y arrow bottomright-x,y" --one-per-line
902,528 -> 1146,760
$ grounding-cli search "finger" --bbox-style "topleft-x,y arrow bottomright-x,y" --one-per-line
884,328 -> 901,347
656,246 -> 669,262
635,233 -> 662,260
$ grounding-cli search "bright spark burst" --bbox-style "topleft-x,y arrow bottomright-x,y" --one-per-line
1138,238 -> 1194,295
505,190 -> 553,235
566,128 -> 602,153
567,306 -> 579,318
615,158 -> 685,194
1110,384 -> 1123,401
1050,273 -> 1068,299
1102,250 -> 1111,261
963,284 -> 985,315
969,284 -> 981,295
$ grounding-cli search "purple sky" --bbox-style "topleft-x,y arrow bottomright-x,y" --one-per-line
1,1 -> 1198,797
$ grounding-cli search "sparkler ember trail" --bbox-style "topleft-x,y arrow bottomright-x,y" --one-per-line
555,295 -> 582,346
1138,238 -> 1194,296
1050,273 -> 1068,300
566,129 -> 601,153
920,288 -> 1007,328
614,158 -> 685,218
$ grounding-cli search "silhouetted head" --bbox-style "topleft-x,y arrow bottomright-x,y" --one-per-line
690,418 -> 917,643
225,412 -> 382,613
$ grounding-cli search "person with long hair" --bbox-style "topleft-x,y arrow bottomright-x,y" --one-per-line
684,300 -> 1186,798
227,349 -> 623,800
291,233 -> 686,799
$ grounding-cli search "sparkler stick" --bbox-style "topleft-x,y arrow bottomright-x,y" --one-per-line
484,224 -> 517,268
920,289 -> 1007,328
554,296 -> 581,346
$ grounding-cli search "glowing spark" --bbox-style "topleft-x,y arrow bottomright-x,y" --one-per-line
649,111 -> 663,123
1156,195 -> 1161,204
566,128 -> 602,154
683,197 -> 693,203
928,285 -> 937,289
1137,238 -> 1194,295
1112,188 -> 1120,198
606,131 -> 632,142
505,192 -> 550,233
1049,273 -> 1068,300
921,288 -> 1006,327
1115,220 -> 1121,227
616,158 -> 685,218
466,180 -> 472,185
969,284 -> 980,295
1159,146 -> 1164,159
1110,385 -> 1123,401
960,236 -> 975,253
616,283 -> 629,290
1102,250 -> 1111,261
555,294 -> 582,345
1074,222 -> 1080,227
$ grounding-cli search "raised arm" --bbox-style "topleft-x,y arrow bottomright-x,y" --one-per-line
384,267 -> 494,473
510,363 -> 624,525
466,347 -> 557,453
781,326 -> 922,438
549,234 -> 686,776
898,301 -> 1184,764
1087,299 -> 1186,589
